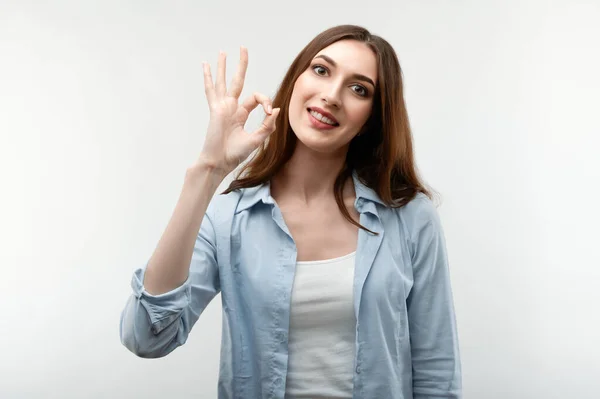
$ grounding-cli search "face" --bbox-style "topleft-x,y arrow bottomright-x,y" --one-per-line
288,39 -> 378,154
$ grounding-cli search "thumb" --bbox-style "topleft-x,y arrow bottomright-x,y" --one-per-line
251,107 -> 280,145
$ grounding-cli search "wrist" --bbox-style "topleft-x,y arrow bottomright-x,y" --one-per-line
188,156 -> 229,181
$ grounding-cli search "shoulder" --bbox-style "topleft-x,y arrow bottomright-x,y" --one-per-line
205,188 -> 244,225
393,192 -> 442,240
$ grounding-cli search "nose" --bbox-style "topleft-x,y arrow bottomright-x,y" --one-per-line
321,86 -> 341,108
322,96 -> 340,108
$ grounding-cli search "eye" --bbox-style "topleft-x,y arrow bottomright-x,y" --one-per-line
351,84 -> 368,97
312,64 -> 328,76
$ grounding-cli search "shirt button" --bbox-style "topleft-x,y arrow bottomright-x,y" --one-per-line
355,365 -> 361,374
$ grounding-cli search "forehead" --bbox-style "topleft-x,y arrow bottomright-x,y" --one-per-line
314,40 -> 378,83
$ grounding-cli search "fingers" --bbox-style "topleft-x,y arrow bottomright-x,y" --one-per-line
250,108 -> 281,145
216,51 -> 227,97
205,47 -> 249,105
203,62 -> 216,104
228,46 -> 248,99
241,92 -> 273,117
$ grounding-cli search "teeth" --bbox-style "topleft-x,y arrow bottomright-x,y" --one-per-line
310,110 -> 337,126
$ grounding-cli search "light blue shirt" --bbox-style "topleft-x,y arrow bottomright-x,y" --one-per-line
119,170 -> 462,398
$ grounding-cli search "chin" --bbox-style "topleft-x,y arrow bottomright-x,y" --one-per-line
293,128 -> 351,156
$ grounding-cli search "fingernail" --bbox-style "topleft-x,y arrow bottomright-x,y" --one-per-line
268,105 -> 272,114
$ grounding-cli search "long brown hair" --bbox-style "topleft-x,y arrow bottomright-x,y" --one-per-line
222,25 -> 433,234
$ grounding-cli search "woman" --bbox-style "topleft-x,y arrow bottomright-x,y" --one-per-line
120,25 -> 462,399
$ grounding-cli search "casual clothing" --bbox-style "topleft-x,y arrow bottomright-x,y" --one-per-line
285,251 -> 357,398
119,170 -> 463,398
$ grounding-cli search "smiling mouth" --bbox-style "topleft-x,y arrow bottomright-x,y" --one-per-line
307,108 -> 340,126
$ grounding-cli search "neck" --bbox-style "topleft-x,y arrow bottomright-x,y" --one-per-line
271,141 -> 353,206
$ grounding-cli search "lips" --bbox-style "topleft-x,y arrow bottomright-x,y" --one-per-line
307,107 -> 340,126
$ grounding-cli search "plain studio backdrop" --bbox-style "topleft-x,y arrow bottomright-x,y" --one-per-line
1,0 -> 599,398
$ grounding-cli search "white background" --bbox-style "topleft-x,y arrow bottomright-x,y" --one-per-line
1,1 -> 599,398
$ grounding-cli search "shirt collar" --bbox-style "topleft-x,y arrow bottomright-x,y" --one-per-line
234,169 -> 385,214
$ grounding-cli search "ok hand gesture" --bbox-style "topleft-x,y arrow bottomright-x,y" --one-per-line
199,47 -> 280,175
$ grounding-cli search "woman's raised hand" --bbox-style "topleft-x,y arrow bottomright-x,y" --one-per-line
198,47 -> 280,175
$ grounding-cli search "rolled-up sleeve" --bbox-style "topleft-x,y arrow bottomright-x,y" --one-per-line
406,198 -> 462,398
119,208 -> 220,358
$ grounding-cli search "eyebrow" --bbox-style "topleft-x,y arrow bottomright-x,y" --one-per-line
313,54 -> 376,88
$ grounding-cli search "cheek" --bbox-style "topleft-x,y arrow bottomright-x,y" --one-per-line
288,80 -> 310,129
292,72 -> 321,102
345,102 -> 373,127
290,79 -> 307,110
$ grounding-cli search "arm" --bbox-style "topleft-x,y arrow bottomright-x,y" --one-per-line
119,161 -> 225,358
119,46 -> 279,359
406,199 -> 462,398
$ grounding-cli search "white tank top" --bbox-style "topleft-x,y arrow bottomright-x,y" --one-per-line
284,251 -> 357,399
